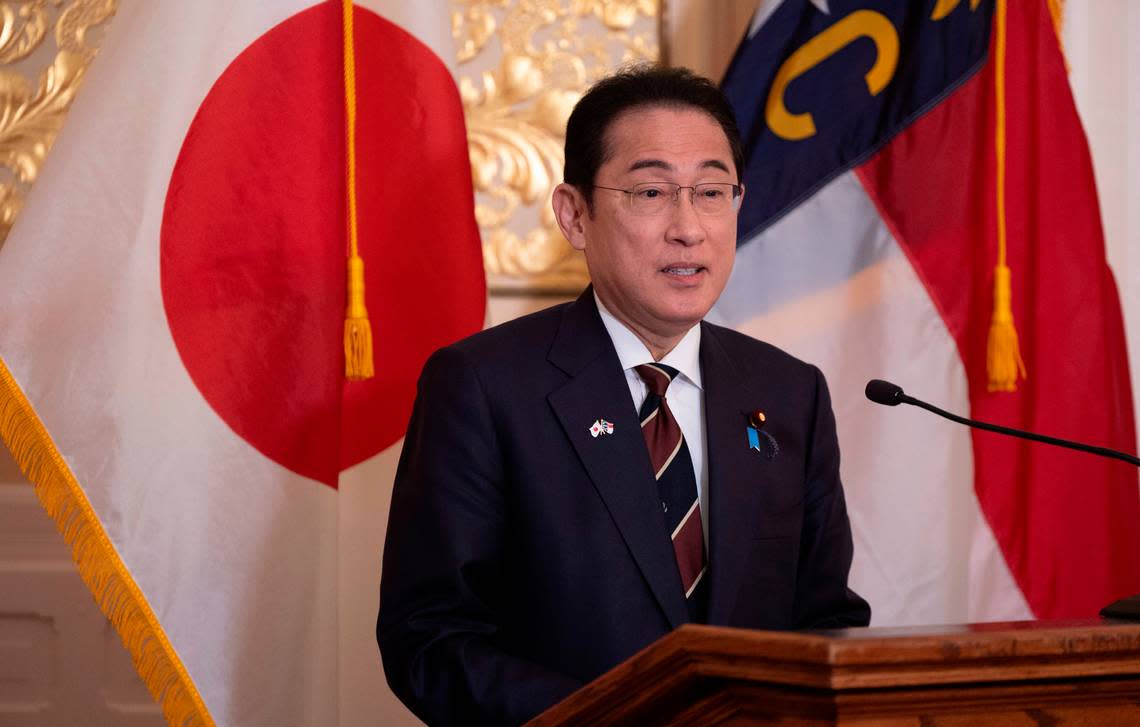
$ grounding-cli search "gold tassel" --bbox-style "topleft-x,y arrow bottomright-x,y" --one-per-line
344,254 -> 374,380
0,359 -> 214,726
985,0 -> 1026,393
341,0 -> 374,380
986,264 -> 1026,392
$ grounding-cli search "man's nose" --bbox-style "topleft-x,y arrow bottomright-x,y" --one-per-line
667,189 -> 707,246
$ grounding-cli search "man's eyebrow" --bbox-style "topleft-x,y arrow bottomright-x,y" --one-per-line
701,160 -> 731,173
627,159 -> 673,173
626,159 -> 732,173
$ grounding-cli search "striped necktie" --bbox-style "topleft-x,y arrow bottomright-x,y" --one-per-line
634,363 -> 707,621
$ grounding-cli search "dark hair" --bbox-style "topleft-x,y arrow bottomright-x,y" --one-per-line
563,64 -> 744,207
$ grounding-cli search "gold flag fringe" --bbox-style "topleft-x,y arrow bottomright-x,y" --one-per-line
0,357 -> 215,727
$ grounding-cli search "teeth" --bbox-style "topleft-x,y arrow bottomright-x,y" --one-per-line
664,267 -> 699,275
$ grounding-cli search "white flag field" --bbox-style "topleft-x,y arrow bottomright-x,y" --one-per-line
0,1 -> 485,725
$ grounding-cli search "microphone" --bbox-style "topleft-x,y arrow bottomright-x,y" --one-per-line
864,379 -> 1140,467
865,379 -> 907,407
864,378 -> 1140,621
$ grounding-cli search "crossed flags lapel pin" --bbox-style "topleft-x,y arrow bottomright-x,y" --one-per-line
589,418 -> 614,438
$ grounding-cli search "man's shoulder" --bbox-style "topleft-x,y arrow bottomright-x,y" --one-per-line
701,319 -> 820,378
422,299 -> 575,381
451,300 -> 571,357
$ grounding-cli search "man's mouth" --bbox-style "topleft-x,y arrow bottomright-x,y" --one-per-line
661,266 -> 704,276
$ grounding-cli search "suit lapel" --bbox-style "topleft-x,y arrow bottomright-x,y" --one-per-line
700,323 -> 774,624
547,291 -> 688,629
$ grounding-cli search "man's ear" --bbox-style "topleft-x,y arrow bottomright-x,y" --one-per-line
552,183 -> 589,251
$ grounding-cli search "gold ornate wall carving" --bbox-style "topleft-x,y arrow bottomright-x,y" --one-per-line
0,0 -> 115,247
453,0 -> 660,293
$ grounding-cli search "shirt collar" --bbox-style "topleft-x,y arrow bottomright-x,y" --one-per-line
594,291 -> 703,390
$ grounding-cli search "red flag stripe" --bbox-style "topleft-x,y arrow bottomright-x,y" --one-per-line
856,0 -> 1140,617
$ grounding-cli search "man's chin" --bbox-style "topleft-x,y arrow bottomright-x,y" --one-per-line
651,304 -> 713,333
654,289 -> 719,322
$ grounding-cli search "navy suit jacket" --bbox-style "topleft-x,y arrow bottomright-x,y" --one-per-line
378,290 -> 869,726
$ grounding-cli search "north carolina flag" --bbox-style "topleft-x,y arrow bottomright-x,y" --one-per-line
712,0 -> 1140,624
0,1 -> 484,724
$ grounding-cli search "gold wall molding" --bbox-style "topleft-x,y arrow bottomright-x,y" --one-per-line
453,0 -> 660,293
0,0 -> 115,247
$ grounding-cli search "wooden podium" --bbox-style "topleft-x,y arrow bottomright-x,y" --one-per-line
529,619 -> 1140,725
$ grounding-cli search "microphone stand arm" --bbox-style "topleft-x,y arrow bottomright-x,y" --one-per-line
902,395 -> 1140,467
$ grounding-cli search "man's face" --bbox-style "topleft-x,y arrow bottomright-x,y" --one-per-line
554,105 -> 740,350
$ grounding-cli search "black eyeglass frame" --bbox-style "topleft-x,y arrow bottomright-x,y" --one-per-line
590,182 -> 743,215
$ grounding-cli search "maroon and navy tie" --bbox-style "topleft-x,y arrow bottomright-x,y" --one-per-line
635,363 -> 708,621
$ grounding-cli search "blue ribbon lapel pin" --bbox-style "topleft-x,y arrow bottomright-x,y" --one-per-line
745,409 -> 778,460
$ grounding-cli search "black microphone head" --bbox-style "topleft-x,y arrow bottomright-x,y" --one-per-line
866,379 -> 905,406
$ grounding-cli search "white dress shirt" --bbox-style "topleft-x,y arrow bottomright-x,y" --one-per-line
594,293 -> 709,543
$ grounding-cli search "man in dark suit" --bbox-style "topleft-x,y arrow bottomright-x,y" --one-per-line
378,65 -> 870,726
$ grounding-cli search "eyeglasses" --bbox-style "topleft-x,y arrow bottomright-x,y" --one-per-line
592,182 -> 743,216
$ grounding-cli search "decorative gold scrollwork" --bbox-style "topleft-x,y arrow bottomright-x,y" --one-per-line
453,0 -> 660,293
0,0 -> 115,248
0,1 -> 49,64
